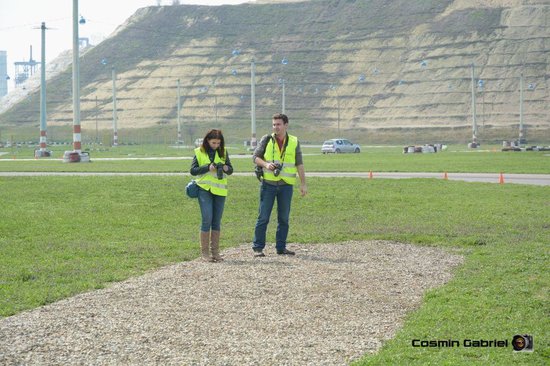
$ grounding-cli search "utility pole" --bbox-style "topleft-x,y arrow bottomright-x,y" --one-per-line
112,66 -> 118,146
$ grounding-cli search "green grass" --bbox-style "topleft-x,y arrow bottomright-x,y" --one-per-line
1,144 -> 549,173
0,175 -> 548,364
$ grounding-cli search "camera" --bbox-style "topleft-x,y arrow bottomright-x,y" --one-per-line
216,163 -> 225,180
272,163 -> 282,177
512,334 -> 533,352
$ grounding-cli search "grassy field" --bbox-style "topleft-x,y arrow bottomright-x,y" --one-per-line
0,147 -> 548,364
1,144 -> 549,174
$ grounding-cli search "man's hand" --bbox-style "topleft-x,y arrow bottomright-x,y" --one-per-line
297,164 -> 307,196
264,162 -> 276,171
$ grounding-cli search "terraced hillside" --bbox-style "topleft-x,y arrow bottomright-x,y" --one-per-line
1,0 -> 548,144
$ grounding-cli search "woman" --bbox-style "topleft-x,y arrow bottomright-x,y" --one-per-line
190,129 -> 233,262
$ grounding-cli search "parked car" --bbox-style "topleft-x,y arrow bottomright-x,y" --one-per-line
321,139 -> 361,154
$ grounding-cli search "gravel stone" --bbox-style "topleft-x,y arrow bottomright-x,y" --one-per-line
0,241 -> 463,365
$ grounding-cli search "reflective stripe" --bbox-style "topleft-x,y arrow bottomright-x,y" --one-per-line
209,182 -> 227,189
199,171 -> 227,179
200,181 -> 228,190
279,171 -> 296,178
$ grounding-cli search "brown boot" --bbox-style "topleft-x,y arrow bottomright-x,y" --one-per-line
200,231 -> 213,262
210,230 -> 223,262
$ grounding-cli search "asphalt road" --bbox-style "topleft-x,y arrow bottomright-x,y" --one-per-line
1,171 -> 549,186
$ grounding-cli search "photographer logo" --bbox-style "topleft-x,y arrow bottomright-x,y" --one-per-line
512,334 -> 533,352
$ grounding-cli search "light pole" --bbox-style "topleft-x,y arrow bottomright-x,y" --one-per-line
35,22 -> 51,158
72,0 -> 81,153
281,78 -> 286,114
281,57 -> 288,114
250,59 -> 257,149
478,79 -> 485,127
337,94 -> 341,137
101,59 -> 118,146
468,63 -> 479,148
518,71 -> 526,145
330,84 -> 340,136
111,66 -> 118,146
64,0 -> 89,161
176,79 -> 182,144
95,96 -> 98,144
212,77 -> 218,125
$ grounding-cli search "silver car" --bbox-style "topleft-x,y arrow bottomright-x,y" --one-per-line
321,139 -> 361,154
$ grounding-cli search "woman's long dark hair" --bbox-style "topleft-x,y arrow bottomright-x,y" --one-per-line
201,129 -> 225,159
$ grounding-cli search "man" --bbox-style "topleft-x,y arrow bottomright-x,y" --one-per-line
252,113 -> 307,257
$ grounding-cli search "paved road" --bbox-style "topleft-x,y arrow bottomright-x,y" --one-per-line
1,171 -> 549,186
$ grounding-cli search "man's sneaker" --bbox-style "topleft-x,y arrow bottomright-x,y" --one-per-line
253,249 -> 265,257
277,249 -> 295,255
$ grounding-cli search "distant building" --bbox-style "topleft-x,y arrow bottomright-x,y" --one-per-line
0,51 -> 7,97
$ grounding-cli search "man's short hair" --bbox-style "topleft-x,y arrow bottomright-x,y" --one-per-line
272,113 -> 289,124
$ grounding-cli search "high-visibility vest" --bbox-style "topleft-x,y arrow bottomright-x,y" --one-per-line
262,133 -> 298,185
194,147 -> 228,196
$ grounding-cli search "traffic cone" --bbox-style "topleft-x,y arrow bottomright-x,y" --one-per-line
499,172 -> 504,184
443,172 -> 448,180
369,171 -> 373,179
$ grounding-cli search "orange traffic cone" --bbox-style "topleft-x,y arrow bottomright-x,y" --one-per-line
499,172 -> 504,184
443,172 -> 448,180
369,171 -> 373,179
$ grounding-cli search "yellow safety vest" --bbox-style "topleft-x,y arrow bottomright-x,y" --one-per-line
263,134 -> 298,185
194,147 -> 228,196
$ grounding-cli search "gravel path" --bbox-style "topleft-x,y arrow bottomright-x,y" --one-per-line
0,241 -> 463,365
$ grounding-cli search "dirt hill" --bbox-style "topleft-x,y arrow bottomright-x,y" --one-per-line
0,0 -> 548,144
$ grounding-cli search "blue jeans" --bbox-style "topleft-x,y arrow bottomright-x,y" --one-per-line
253,182 -> 293,251
198,187 -> 226,231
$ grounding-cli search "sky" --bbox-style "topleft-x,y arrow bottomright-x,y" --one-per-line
0,0 -> 249,92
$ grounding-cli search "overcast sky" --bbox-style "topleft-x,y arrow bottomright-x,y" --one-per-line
0,0 -> 249,91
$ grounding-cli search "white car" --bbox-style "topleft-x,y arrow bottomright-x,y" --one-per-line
321,139 -> 361,154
